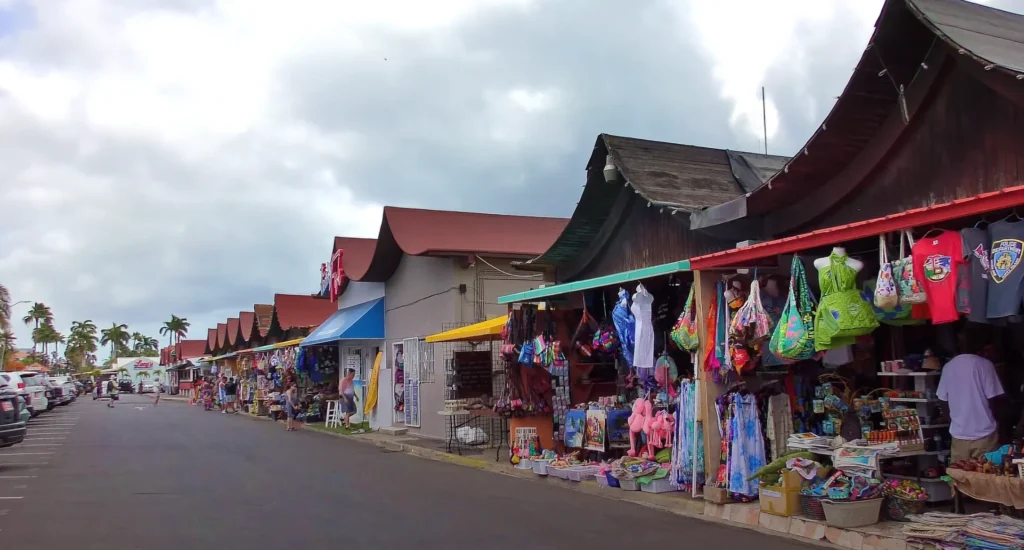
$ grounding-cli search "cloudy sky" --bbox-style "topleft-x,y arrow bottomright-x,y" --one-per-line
0,0 -> 1019,359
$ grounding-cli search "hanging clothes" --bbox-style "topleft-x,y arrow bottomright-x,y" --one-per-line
631,283 -> 655,372
727,393 -> 767,497
672,380 -> 705,491
612,288 -> 636,366
814,251 -> 878,351
765,393 -> 793,462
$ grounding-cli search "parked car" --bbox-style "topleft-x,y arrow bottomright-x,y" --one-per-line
50,376 -> 77,404
1,372 -> 48,416
118,379 -> 135,394
139,381 -> 157,394
79,380 -> 94,395
41,378 -> 64,410
0,385 -> 26,448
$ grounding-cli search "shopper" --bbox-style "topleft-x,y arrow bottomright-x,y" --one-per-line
106,378 -> 117,408
284,383 -> 300,432
938,328 -> 1006,461
339,369 -> 357,429
217,376 -> 226,411
223,377 -> 237,414
152,380 -> 162,407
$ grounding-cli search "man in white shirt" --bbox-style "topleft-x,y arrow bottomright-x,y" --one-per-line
938,330 -> 1005,462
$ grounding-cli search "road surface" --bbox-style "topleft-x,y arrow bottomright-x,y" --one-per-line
0,394 -> 817,549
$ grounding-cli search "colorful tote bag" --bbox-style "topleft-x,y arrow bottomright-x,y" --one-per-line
730,277 -> 772,345
769,256 -> 818,362
671,285 -> 700,352
874,234 -> 899,309
893,230 -> 928,304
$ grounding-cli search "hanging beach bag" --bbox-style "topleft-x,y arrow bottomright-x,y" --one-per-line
874,234 -> 899,309
730,276 -> 772,345
671,285 -> 700,352
893,230 -> 927,304
769,256 -> 818,362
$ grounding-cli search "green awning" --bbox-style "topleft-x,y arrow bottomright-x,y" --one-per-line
497,260 -> 690,304
252,344 -> 276,352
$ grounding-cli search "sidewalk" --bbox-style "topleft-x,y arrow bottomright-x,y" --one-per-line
163,396 -> 919,550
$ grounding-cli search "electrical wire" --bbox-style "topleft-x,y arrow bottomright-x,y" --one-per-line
385,287 -> 458,313
474,255 -> 543,278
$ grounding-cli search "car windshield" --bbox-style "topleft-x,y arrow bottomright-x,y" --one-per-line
20,376 -> 40,387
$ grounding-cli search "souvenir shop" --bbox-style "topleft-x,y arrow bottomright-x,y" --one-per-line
685,187 -> 1024,532
497,265 -> 706,495
239,339 -> 341,423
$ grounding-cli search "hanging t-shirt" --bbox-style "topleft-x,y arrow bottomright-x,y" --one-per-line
958,228 -> 991,323
987,219 -> 1024,319
912,230 -> 962,324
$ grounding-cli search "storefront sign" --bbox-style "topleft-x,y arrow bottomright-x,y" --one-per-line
133,360 -> 156,370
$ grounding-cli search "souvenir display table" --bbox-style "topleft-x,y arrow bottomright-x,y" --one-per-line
946,468 -> 1024,510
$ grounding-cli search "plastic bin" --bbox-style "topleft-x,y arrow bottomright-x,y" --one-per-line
821,498 -> 883,528
514,458 -> 533,470
568,465 -> 602,482
618,478 -> 640,491
532,459 -> 552,476
640,477 -> 679,494
548,466 -> 569,480
594,472 -> 619,488
760,485 -> 801,517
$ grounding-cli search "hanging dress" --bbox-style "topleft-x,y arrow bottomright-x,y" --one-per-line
631,284 -> 655,372
612,288 -> 636,366
672,380 -> 705,491
813,252 -> 879,351
727,393 -> 766,497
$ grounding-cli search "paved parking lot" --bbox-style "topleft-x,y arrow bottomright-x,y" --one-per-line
0,403 -> 78,509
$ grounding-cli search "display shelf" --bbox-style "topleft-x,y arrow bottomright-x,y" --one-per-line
888,397 -> 939,403
876,371 -> 940,377
920,424 -> 949,429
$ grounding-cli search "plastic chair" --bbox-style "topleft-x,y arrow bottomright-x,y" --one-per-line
324,400 -> 341,428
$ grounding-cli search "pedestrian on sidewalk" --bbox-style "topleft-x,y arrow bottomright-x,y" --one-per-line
153,380 -> 162,407
284,382 -> 300,431
106,378 -> 117,408
340,368 -> 357,429
223,377 -> 238,414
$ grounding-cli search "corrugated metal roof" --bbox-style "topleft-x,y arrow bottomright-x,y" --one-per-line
689,184 -> 1024,269
347,207 -> 568,282
910,0 -> 1024,74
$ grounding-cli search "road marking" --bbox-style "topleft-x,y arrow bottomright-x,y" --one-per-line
0,453 -> 54,456
23,438 -> 65,441
20,444 -> 61,447
0,476 -> 36,479
26,431 -> 71,434
0,497 -> 24,500
0,463 -> 46,466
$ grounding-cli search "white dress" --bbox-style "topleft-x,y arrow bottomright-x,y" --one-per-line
631,284 -> 655,370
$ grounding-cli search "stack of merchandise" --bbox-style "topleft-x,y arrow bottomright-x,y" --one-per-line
548,354 -> 570,444
902,512 -> 980,547
788,433 -> 834,454
964,516 -> 1024,549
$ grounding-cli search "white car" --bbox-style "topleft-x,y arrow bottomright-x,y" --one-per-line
50,376 -> 78,402
0,373 -> 48,416
139,382 -> 157,394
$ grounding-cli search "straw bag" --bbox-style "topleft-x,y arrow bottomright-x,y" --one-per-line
671,285 -> 700,352
769,256 -> 818,362
874,235 -> 899,309
892,230 -> 927,304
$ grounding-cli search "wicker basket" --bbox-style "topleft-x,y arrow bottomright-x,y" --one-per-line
801,494 -> 827,521
884,495 -> 927,522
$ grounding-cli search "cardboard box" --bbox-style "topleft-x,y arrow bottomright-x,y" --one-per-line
704,485 -> 731,504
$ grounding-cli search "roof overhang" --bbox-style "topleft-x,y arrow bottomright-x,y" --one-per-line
498,260 -> 690,304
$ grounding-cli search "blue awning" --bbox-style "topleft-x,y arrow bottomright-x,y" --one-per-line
300,298 -> 385,347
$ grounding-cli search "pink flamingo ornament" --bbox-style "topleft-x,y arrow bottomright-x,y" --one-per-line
626,398 -> 651,457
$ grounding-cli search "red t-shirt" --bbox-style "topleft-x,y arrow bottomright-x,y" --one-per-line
912,231 -> 963,324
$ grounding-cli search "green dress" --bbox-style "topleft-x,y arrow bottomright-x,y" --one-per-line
814,252 -> 879,351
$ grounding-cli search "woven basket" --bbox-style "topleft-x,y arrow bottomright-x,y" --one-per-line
801,494 -> 827,521
884,495 -> 926,522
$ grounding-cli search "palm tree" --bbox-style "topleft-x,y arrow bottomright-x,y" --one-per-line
153,368 -> 165,383
0,329 -> 15,368
160,315 -> 190,346
115,367 -> 129,380
100,323 -> 130,362
33,323 -> 58,357
137,370 -> 150,380
71,320 -> 97,339
22,303 -> 52,353
0,283 -> 10,331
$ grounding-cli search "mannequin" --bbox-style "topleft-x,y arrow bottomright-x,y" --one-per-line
814,246 -> 864,272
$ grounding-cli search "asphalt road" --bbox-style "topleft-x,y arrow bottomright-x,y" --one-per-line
0,394 -> 817,549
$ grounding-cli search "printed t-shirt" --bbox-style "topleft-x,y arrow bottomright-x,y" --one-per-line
937,353 -> 1004,440
987,219 -> 1024,319
958,228 -> 990,323
912,230 -> 962,324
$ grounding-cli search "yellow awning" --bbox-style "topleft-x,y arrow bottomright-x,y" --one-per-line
274,338 -> 306,349
425,315 -> 508,343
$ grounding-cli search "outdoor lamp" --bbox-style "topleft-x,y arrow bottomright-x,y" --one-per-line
603,155 -> 619,183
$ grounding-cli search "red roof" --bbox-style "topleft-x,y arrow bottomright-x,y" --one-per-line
206,328 -> 217,353
238,311 -> 255,342
689,184 -> 1024,270
159,345 -> 173,366
254,304 -> 273,337
215,323 -> 227,349
176,339 -> 207,360
348,206 -> 568,281
333,237 -> 377,284
225,318 -> 239,346
272,294 -> 337,331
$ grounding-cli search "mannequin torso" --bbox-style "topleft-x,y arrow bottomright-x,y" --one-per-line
814,247 -> 864,272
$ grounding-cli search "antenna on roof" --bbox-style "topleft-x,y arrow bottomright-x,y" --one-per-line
762,86 -> 768,155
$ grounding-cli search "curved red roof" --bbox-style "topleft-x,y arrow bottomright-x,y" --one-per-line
333,237 -> 377,285
271,294 -> 337,331
225,318 -> 239,346
177,339 -> 207,360
348,207 -> 568,281
254,304 -> 273,337
206,328 -> 217,353
238,311 -> 255,343
215,323 -> 227,350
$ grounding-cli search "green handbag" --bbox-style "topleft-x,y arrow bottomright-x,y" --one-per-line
671,285 -> 700,352
769,257 -> 818,362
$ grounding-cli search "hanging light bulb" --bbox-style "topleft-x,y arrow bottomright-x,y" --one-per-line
603,155 -> 620,183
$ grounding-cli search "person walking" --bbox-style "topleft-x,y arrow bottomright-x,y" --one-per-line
152,380 -> 162,407
339,369 -> 357,429
284,383 -> 300,431
106,378 -> 117,408
223,377 -> 238,414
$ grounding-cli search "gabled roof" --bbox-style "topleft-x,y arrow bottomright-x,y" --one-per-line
254,304 -> 273,337
225,317 -> 240,346
215,323 -> 228,350
176,339 -> 207,360
332,237 -> 377,292
160,345 -> 174,366
347,207 -> 568,282
271,294 -> 337,331
206,328 -> 217,353
692,0 -> 1024,236
238,311 -> 255,343
528,134 -> 784,270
